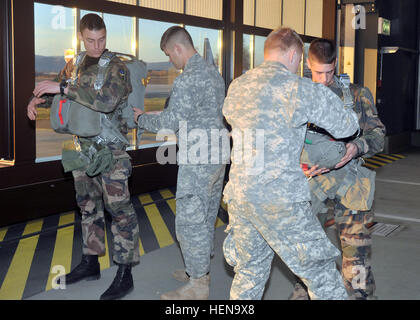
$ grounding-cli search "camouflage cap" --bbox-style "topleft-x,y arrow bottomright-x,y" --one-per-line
301,131 -> 346,169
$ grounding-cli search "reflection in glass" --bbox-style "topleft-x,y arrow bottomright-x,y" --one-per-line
35,3 -> 75,160
243,34 -> 252,73
254,35 -> 265,68
137,19 -> 181,147
185,25 -> 222,73
243,34 -> 265,73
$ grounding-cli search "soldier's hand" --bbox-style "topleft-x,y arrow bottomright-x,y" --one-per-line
335,142 -> 358,169
301,164 -> 329,179
33,80 -> 60,97
133,107 -> 144,123
27,97 -> 46,120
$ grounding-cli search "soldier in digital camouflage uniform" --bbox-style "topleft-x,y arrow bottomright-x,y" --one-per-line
27,14 -> 140,300
134,26 -> 227,300
222,27 -> 360,300
290,39 -> 386,300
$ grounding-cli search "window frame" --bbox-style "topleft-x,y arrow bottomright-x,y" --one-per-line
0,0 -> 335,227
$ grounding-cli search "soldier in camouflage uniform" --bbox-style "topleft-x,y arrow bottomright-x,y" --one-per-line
290,39 -> 386,300
222,27 -> 360,300
27,14 -> 140,300
134,26 -> 227,300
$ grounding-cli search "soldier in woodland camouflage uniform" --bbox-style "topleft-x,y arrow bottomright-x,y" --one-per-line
290,39 -> 386,300
27,14 -> 140,300
222,28 -> 360,300
134,26 -> 227,300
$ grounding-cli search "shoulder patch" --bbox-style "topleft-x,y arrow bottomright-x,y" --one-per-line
118,68 -> 126,80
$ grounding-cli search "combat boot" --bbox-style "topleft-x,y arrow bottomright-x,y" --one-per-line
161,274 -> 210,300
60,254 -> 100,285
100,263 -> 134,300
172,269 -> 190,282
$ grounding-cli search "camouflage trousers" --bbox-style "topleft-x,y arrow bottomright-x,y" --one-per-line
223,200 -> 348,300
175,164 -> 226,279
72,157 -> 140,266
319,201 -> 376,300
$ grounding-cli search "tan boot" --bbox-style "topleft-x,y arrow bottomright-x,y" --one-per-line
161,274 -> 210,300
172,269 -> 190,282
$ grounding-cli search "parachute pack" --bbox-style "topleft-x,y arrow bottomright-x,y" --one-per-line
50,50 -> 147,142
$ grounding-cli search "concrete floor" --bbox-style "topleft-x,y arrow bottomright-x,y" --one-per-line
27,147 -> 420,301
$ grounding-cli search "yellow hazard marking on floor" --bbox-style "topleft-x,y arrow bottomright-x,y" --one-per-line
99,228 -> 110,271
166,198 -> 176,215
363,162 -> 379,169
0,228 -> 7,242
378,154 -> 405,161
139,238 -> 145,256
220,200 -> 227,212
22,219 -> 44,236
365,158 -> 388,166
0,235 -> 40,299
160,189 -> 174,199
389,154 -> 405,159
45,213 -> 76,291
139,194 -> 153,205
370,156 -> 393,164
59,212 -> 75,226
215,218 -> 225,228
144,204 -> 174,248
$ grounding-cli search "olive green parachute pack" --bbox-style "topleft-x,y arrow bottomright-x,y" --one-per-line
51,51 -> 147,176
50,50 -> 147,139
301,74 -> 376,213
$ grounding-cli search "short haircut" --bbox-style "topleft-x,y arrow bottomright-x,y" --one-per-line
308,39 -> 337,64
80,14 -> 106,33
160,26 -> 194,51
264,27 -> 303,56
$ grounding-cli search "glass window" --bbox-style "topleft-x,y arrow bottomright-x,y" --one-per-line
185,25 -> 222,73
242,34 -> 265,73
137,19 -> 180,148
254,35 -> 265,68
303,42 -> 311,79
243,33 -> 252,73
34,3 -> 76,160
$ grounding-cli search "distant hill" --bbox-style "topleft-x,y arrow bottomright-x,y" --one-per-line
35,55 -> 173,73
35,55 -> 66,74
146,61 -> 173,71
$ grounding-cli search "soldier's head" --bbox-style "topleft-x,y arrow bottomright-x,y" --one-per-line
307,39 -> 337,86
78,14 -> 107,58
160,26 -> 196,70
264,27 -> 303,74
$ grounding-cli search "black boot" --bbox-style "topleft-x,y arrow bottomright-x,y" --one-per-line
59,254 -> 100,285
100,264 -> 134,300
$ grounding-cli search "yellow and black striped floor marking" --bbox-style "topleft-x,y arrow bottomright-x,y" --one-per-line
0,186 -> 228,300
363,153 -> 406,170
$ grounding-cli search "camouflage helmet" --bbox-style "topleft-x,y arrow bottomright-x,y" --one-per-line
300,130 -> 346,169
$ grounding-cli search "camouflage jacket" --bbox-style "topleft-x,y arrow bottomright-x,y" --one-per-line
329,76 -> 386,158
222,61 -> 359,205
37,51 -> 132,142
304,76 -> 386,212
137,53 -> 227,164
